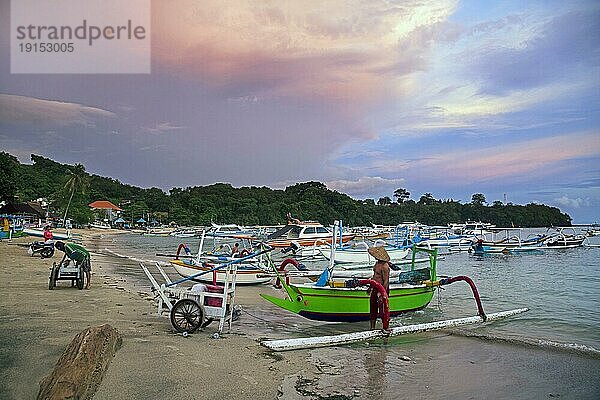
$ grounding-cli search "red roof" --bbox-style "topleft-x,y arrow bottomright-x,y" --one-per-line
88,200 -> 123,211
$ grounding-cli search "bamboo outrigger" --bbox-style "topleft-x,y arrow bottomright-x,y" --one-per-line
261,308 -> 529,351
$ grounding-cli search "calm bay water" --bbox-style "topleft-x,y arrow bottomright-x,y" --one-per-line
96,229 -> 600,352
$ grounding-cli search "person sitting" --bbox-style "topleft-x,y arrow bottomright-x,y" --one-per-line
232,242 -> 240,257
55,241 -> 92,289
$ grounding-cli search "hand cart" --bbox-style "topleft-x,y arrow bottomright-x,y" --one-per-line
48,255 -> 85,290
141,261 -> 239,334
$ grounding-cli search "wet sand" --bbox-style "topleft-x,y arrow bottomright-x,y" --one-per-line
1,231 -> 599,399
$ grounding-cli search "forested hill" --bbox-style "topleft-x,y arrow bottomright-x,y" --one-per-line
0,152 -> 572,227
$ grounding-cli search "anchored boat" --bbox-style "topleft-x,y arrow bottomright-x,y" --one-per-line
260,222 -> 529,351
543,227 -> 586,248
261,247 -> 439,322
262,216 -> 355,248
168,234 -> 271,285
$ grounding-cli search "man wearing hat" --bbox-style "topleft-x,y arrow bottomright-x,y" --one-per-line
367,246 -> 391,330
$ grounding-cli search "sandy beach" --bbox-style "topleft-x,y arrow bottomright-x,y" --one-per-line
1,231 -> 599,399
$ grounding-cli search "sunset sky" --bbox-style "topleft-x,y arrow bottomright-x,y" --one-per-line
1,0 -> 598,222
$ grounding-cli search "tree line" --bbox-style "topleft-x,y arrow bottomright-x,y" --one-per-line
0,152 -> 572,227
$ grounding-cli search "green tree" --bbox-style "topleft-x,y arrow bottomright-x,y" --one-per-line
377,196 -> 392,206
61,164 -> 89,226
418,193 -> 436,205
0,152 -> 575,228
0,152 -> 19,202
393,188 -> 410,203
471,193 -> 487,205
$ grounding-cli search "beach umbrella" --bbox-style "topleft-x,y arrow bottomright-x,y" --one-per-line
136,218 -> 146,223
113,217 -> 125,224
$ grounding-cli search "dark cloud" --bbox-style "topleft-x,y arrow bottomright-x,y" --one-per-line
474,10 -> 600,95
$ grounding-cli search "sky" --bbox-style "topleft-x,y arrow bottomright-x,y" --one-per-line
0,0 -> 599,223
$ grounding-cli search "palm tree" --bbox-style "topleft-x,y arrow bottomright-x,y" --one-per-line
62,164 -> 88,227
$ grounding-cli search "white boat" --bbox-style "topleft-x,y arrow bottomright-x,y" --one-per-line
543,227 -> 586,249
265,221 -> 354,248
206,223 -> 254,238
89,221 -> 111,229
462,221 -> 495,236
414,227 -> 475,248
319,242 -> 410,265
169,258 -> 271,285
169,233 -> 270,285
145,226 -> 177,236
169,229 -> 198,238
584,224 -> 600,237
23,227 -> 71,240
470,228 -> 545,254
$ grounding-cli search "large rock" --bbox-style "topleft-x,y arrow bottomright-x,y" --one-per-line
37,324 -> 122,400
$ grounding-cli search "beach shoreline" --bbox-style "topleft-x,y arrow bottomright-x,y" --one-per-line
1,231 -> 599,399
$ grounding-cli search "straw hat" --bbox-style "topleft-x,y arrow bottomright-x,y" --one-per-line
368,246 -> 390,262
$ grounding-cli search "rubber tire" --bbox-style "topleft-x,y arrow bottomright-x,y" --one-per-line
40,247 -> 54,258
76,266 -> 85,290
48,263 -> 57,290
170,299 -> 204,333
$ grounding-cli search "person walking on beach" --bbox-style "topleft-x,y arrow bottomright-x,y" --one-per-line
55,241 -> 92,289
43,225 -> 53,242
367,246 -> 391,331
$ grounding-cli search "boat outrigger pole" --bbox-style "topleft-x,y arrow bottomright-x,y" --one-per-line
261,308 -> 528,351
166,246 -> 272,287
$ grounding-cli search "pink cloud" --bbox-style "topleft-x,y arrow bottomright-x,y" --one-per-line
416,131 -> 600,183
151,0 -> 458,107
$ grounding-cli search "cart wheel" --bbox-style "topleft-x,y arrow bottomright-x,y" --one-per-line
48,263 -> 57,290
76,266 -> 85,290
170,299 -> 204,333
40,246 -> 54,258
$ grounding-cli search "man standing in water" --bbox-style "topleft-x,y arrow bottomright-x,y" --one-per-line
367,246 -> 391,331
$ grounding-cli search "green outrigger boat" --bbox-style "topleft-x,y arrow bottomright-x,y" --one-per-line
261,247 -> 439,322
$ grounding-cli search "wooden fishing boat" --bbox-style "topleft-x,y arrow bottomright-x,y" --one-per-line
169,258 -> 271,285
169,229 -> 198,238
23,227 -> 72,240
168,234 -> 270,285
543,227 -> 586,248
318,243 -> 409,265
261,247 -> 438,322
259,223 -> 529,350
413,226 -> 475,248
470,228 -> 545,254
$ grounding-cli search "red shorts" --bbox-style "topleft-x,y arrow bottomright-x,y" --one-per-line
370,291 -> 382,320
